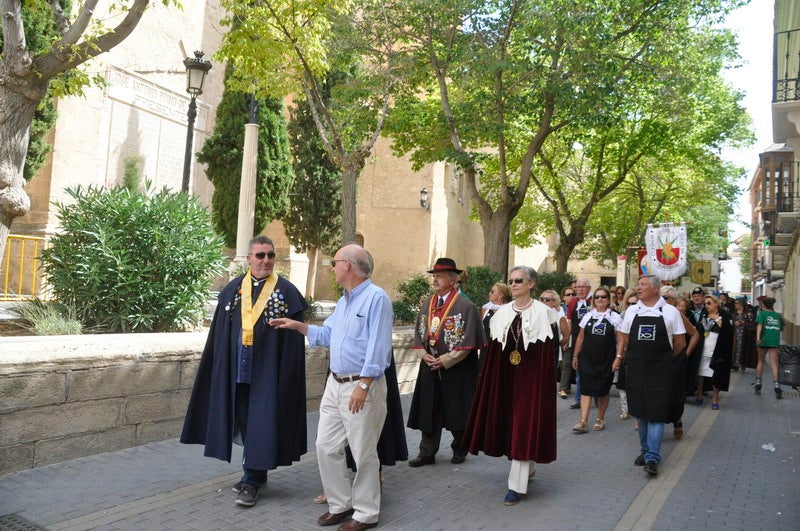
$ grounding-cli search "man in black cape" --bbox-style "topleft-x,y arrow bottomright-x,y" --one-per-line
181,235 -> 308,507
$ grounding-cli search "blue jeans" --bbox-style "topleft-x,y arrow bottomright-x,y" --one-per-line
637,420 -> 664,464
573,372 -> 582,404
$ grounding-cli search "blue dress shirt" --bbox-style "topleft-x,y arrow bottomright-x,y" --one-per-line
307,279 -> 393,379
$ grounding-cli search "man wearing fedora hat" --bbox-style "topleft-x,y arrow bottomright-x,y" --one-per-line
407,258 -> 486,467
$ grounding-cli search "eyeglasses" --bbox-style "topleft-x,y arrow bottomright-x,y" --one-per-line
540,297 -> 553,302
564,292 -> 575,297
704,301 -> 714,306
252,251 -> 276,260
594,294 -> 609,299
509,278 -> 526,284
331,259 -> 350,267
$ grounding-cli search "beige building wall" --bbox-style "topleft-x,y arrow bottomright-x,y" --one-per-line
13,1 -> 225,240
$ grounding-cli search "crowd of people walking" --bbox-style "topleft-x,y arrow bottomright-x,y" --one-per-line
180,238 -> 786,528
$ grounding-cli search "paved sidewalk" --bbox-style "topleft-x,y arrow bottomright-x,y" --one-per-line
1,371 -> 798,530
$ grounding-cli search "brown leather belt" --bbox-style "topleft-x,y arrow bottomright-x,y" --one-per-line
332,373 -> 361,383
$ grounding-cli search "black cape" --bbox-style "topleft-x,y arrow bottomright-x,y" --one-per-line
180,274 -> 308,470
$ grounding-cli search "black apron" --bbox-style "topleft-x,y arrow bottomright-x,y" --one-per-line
578,315 -> 616,397
625,310 -> 673,422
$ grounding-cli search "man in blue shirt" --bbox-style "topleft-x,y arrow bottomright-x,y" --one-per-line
271,244 -> 393,531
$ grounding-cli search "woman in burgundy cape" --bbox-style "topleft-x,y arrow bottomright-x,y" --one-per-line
462,266 -> 558,506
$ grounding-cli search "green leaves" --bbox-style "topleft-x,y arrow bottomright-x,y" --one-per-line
41,185 -> 226,333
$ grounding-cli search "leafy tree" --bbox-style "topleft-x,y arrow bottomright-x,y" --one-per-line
0,2 -> 70,182
387,0 -> 750,274
217,0 -> 401,245
737,233 -> 751,277
0,0 -> 179,264
285,94 -> 342,297
197,66 -> 294,248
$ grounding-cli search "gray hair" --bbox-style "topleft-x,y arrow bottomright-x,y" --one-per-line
510,266 -> 538,295
638,274 -> 660,288
659,286 -> 678,299
341,244 -> 372,278
248,235 -> 274,252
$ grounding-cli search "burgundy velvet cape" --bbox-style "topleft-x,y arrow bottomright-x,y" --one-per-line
463,315 -> 557,463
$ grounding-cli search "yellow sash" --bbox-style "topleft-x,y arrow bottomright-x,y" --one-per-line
241,270 -> 278,346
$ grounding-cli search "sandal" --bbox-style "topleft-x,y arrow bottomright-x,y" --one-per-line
673,422 -> 684,439
620,412 -> 629,420
313,492 -> 327,504
592,418 -> 605,431
572,420 -> 589,433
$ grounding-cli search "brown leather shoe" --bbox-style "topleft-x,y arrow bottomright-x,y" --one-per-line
337,519 -> 378,530
318,508 -> 355,526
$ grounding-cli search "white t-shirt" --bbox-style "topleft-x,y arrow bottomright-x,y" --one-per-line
619,297 -> 686,347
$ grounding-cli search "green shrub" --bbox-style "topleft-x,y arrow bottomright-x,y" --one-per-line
533,271 -> 576,299
41,185 -> 226,333
463,265 -> 503,308
14,299 -> 82,336
394,273 -> 431,323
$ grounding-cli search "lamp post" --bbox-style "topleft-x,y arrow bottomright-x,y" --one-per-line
182,51 -> 212,192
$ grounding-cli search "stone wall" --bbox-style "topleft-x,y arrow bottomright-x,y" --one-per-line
0,328 -> 419,476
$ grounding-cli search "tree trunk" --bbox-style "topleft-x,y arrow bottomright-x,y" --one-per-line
0,84 -> 38,266
554,244 -> 570,273
481,211 -> 512,275
306,246 -> 319,298
340,160 -> 362,245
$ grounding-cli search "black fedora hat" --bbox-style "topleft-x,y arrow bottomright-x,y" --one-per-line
427,258 -> 463,274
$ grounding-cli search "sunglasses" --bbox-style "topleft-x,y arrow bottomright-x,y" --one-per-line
540,297 -> 553,302
564,292 -> 575,296
331,259 -> 351,267
509,278 -> 526,284
594,294 -> 609,299
252,251 -> 276,260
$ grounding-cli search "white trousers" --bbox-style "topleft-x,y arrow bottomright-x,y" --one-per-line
508,459 -> 536,494
316,374 -> 387,524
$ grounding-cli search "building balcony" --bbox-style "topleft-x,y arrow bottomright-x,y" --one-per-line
773,28 -> 800,142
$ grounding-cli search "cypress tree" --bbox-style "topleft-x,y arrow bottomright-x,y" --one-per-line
197,66 -> 294,248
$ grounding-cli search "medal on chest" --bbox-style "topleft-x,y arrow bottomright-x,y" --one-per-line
509,315 -> 524,366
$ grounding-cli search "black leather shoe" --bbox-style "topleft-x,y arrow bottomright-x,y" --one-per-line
644,461 -> 658,476
408,455 -> 435,467
634,452 -> 645,466
569,403 -> 581,410
450,454 -> 466,464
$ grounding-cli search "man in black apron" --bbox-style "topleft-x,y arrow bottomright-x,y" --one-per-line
613,275 -> 686,476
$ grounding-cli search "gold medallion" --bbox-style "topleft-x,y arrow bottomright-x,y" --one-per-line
429,339 -> 437,347
509,350 -> 521,366
704,331 -> 709,337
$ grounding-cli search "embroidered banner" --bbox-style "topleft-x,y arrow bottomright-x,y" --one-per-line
645,223 -> 688,281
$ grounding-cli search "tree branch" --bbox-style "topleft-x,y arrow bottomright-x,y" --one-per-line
1,0 -> 33,75
48,0 -> 73,36
37,0 -> 151,80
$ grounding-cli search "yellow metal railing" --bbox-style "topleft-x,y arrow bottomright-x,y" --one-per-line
2,234 -> 49,301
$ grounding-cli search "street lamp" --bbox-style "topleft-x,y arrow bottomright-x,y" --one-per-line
419,187 -> 430,211
182,51 -> 212,192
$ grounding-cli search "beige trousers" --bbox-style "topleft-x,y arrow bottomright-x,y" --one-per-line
316,374 -> 387,524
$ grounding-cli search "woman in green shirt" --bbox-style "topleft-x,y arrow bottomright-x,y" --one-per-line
755,297 -> 784,398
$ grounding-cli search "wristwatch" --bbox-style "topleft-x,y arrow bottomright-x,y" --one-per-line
358,381 -> 370,391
